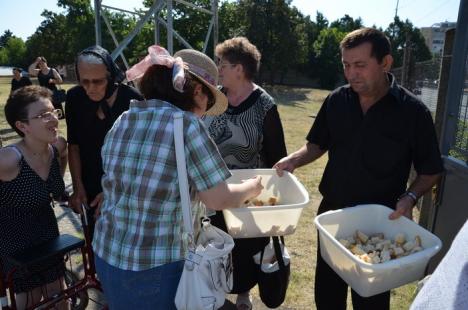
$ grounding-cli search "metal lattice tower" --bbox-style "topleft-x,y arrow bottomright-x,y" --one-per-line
93,0 -> 219,69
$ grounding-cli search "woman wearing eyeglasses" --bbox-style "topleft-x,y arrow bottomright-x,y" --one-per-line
203,37 -> 287,310
0,86 -> 68,309
92,45 -> 263,309
65,46 -> 142,237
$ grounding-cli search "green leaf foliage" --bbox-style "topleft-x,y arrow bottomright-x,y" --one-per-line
313,27 -> 346,89
3,0 -> 436,88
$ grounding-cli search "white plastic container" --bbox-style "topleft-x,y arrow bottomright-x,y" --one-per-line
314,204 -> 442,297
223,169 -> 309,238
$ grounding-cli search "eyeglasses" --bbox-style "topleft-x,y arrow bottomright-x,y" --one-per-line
80,77 -> 107,87
215,58 -> 237,69
24,109 -> 63,122
217,62 -> 237,70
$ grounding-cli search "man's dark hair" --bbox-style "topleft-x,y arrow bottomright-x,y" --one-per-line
5,86 -> 53,137
340,28 -> 391,63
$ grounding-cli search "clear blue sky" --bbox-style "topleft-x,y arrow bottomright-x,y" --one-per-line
0,0 -> 461,41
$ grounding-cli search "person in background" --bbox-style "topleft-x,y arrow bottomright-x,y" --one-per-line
0,86 -> 68,309
10,68 -> 32,94
28,57 -> 64,114
65,46 -> 142,237
92,45 -> 263,310
200,37 -> 287,310
274,27 -> 443,310
28,57 -> 63,91
57,65 -> 67,81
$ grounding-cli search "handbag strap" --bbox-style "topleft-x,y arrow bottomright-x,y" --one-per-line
260,236 -> 287,269
173,112 -> 194,240
272,236 -> 287,269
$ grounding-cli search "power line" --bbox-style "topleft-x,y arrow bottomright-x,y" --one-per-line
415,0 -> 455,24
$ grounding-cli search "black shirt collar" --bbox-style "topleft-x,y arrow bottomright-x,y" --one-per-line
347,72 -> 402,106
387,72 -> 403,104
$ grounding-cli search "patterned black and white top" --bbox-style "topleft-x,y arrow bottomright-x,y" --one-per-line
0,145 -> 65,293
204,87 -> 287,169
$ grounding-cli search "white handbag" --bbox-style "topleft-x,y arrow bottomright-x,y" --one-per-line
173,112 -> 234,310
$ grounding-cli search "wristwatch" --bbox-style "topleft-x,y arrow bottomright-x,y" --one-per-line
398,191 -> 419,205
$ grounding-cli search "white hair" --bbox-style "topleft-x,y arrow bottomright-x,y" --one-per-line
77,53 -> 104,65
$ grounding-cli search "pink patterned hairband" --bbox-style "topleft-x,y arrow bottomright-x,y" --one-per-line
126,45 -> 185,92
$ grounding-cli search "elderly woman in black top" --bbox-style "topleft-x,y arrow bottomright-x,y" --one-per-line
65,46 -> 142,237
202,37 -> 287,310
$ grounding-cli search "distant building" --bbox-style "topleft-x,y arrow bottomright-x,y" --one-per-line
420,22 -> 457,55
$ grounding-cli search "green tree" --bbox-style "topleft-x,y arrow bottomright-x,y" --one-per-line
24,0 -> 137,68
385,16 -> 432,67
298,12 -> 329,79
235,0 -> 304,84
0,48 -> 8,65
25,10 -> 69,66
313,27 -> 346,89
5,37 -> 27,67
139,0 -> 215,58
219,1 -> 244,42
0,30 -> 13,48
330,14 -> 363,33
315,11 -> 329,31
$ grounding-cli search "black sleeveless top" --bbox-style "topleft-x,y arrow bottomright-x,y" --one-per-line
0,145 -> 65,292
37,68 -> 58,91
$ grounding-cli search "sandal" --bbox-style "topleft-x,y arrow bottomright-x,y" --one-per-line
236,292 -> 252,310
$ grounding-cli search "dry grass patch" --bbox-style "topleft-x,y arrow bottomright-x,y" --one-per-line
0,79 -> 418,309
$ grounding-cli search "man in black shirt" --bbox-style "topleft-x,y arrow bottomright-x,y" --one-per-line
274,28 -> 443,309
10,68 -> 32,94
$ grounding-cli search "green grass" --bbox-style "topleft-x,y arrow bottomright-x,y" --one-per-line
0,77 -> 417,309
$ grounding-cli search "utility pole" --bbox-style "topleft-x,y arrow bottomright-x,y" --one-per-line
395,0 -> 399,20
392,0 -> 400,39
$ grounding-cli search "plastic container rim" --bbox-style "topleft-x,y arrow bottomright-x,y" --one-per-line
314,204 -> 442,271
228,168 -> 310,208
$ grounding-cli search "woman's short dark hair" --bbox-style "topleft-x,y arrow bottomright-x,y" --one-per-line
138,65 -> 213,112
215,37 -> 261,80
5,86 -> 53,137
340,28 -> 391,63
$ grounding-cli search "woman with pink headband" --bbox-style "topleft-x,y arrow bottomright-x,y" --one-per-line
92,45 -> 263,309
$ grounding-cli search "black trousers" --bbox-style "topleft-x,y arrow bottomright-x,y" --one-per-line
315,199 -> 390,310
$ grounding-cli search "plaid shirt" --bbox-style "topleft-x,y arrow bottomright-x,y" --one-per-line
93,99 -> 231,271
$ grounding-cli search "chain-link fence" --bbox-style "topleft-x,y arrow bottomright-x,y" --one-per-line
392,48 -> 468,164
392,58 -> 441,115
450,56 -> 468,162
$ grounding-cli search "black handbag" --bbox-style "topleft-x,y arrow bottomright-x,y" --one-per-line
52,89 -> 66,104
257,236 -> 290,308
52,87 -> 66,118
